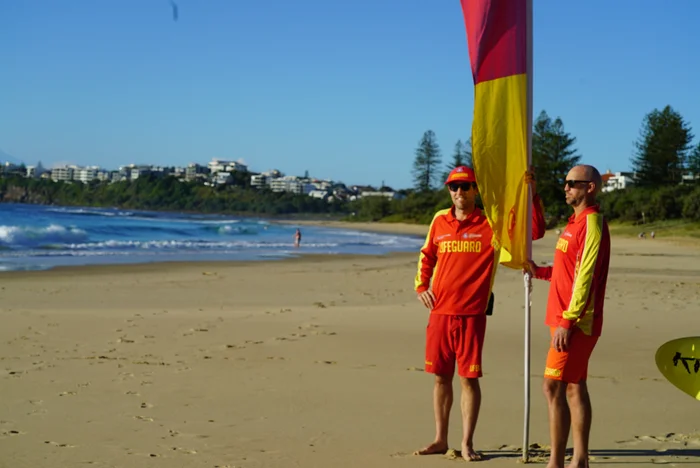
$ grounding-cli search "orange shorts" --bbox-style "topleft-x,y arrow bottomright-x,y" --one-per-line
544,327 -> 598,383
425,314 -> 486,378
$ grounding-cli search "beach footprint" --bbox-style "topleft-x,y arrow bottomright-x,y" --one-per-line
351,363 -> 377,371
171,446 -> 198,455
299,323 -> 338,337
166,428 -> 211,441
617,432 -> 700,447
124,452 -> 162,458
44,440 -> 76,448
223,344 -> 245,350
243,340 -> 264,346
0,429 -> 26,438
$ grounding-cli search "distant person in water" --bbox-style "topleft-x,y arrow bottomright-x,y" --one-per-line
294,229 -> 302,248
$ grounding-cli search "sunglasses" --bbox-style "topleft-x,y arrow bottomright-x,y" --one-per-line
448,182 -> 477,192
565,179 -> 592,189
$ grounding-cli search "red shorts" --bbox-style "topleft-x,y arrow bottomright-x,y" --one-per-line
544,327 -> 598,383
425,314 -> 486,378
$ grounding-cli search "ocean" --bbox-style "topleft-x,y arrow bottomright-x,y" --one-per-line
0,203 -> 425,272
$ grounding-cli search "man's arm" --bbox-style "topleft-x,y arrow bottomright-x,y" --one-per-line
531,193 -> 546,240
414,213 -> 440,294
526,261 -> 552,281
559,212 -> 605,329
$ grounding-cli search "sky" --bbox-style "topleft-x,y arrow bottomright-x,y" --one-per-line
2,0 -> 700,190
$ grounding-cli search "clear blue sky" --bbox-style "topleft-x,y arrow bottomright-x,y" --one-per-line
2,0 -> 699,190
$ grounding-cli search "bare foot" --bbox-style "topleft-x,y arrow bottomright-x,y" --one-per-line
461,442 -> 482,461
566,459 -> 589,468
414,441 -> 448,456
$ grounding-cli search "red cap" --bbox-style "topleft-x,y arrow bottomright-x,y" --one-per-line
444,166 -> 476,185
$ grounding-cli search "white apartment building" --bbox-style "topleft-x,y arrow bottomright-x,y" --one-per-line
682,172 -> 700,183
311,180 -> 333,191
24,165 -> 49,178
185,163 -> 209,181
602,171 -> 635,192
110,171 -> 128,182
149,166 -> 173,177
171,167 -> 186,178
208,159 -> 248,174
214,172 -> 233,185
49,165 -> 102,183
359,190 -> 398,199
250,169 -> 287,189
73,166 -> 100,183
51,166 -> 75,182
97,170 -> 112,182
265,169 -> 283,178
250,174 -> 267,189
268,176 -> 315,194
308,189 -> 330,200
129,166 -> 152,180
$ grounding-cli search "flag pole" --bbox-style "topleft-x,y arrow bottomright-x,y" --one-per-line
523,0 -> 534,463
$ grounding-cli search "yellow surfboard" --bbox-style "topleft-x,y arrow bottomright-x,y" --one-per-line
655,337 -> 700,401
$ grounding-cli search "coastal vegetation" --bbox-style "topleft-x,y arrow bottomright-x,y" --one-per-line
1,106 -> 699,235
0,174 -> 346,216
351,106 -> 700,231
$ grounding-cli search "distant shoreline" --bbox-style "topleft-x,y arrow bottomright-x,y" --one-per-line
0,251 -> 418,277
275,219 -> 700,249
273,219 -> 428,237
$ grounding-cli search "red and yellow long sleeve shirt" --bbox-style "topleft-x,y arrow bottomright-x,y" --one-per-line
533,205 -> 610,336
415,194 -> 546,316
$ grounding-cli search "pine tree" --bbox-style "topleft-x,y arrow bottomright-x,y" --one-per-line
442,139 -> 473,181
451,140 -> 465,168
686,141 -> 700,182
412,130 -> 442,191
631,105 -> 693,186
531,110 -> 581,215
462,137 -> 473,168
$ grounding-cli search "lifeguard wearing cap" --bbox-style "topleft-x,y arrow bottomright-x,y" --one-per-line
414,164 -> 546,461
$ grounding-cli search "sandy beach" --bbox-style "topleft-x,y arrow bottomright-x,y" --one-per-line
1,224 -> 699,468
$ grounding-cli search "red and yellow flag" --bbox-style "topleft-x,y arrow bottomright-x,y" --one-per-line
459,0 -> 532,269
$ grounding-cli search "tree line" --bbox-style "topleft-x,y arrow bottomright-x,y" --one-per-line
390,105 -> 700,225
0,175 -> 347,216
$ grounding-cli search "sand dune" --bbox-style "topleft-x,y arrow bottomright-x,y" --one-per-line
1,229 -> 699,467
